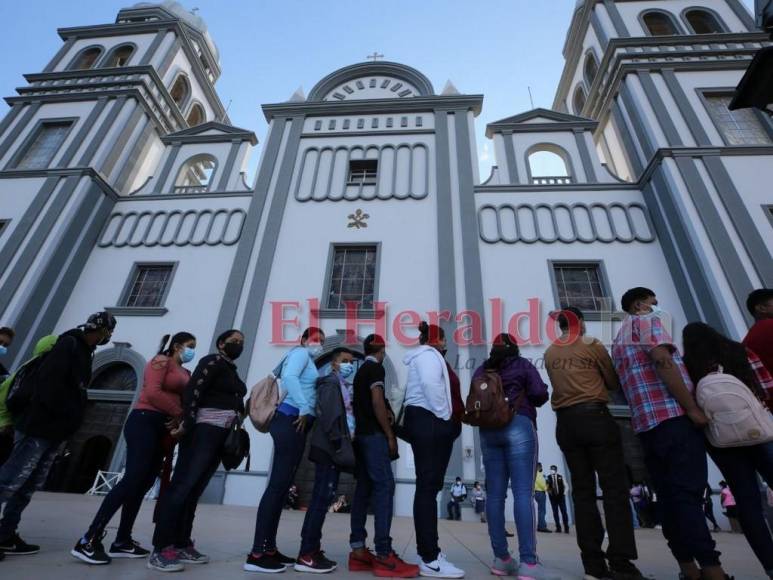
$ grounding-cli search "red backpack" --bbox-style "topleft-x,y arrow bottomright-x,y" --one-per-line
463,369 -> 516,429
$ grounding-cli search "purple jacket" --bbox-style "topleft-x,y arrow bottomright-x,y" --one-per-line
472,356 -> 549,425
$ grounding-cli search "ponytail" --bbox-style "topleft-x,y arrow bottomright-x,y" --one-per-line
418,321 -> 444,345
158,331 -> 196,357
485,333 -> 520,370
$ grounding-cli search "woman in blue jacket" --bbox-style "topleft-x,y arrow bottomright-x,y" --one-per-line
245,327 -> 324,574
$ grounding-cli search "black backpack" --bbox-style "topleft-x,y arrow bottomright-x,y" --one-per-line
5,354 -> 48,417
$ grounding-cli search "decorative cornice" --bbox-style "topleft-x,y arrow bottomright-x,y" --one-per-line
307,61 -> 435,101
0,166 -> 118,199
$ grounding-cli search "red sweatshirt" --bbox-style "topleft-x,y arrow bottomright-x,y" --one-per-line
134,355 -> 190,418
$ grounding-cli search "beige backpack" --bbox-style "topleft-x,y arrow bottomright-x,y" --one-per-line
696,366 -> 773,448
247,348 -> 307,433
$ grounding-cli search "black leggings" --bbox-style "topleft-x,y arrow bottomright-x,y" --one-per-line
86,409 -> 167,542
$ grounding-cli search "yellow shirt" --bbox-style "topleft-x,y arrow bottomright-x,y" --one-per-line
534,472 -> 547,492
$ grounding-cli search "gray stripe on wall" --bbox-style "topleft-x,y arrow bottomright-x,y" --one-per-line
102,102 -> 143,178
610,103 -> 643,174
702,156 -> 773,287
158,38 -> 180,78
573,129 -> 598,182
0,102 -> 41,163
43,37 -> 75,73
590,8 -> 609,48
660,70 -> 712,147
57,97 -> 108,167
618,82 -> 656,162
727,0 -> 757,30
434,110 -> 457,337
603,0 -> 630,37
77,97 -> 125,166
217,140 -> 241,191
115,121 -> 155,193
0,176 -> 80,317
10,182 -> 115,367
155,142 -> 181,193
139,29 -> 167,65
0,104 -> 24,144
502,131 -> 519,184
637,71 -> 683,147
673,156 -> 753,320
236,115 -> 305,376
211,121 -> 285,343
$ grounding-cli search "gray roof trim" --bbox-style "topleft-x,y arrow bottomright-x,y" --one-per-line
307,61 -> 435,101
262,95 -> 483,121
0,166 -> 118,199
161,120 -> 258,145
486,108 -> 597,137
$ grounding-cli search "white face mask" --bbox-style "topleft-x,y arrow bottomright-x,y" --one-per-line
649,303 -> 662,315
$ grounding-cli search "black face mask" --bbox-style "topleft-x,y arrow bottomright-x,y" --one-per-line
223,342 -> 244,360
98,330 -> 112,346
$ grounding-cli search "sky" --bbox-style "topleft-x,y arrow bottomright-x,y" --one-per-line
0,0 -> 756,180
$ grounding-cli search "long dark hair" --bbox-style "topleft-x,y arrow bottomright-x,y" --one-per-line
484,333 -> 520,370
682,322 -> 763,399
158,332 -> 196,357
418,321 -> 444,345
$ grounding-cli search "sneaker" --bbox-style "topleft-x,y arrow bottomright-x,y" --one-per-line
71,536 -> 111,565
373,552 -> 420,578
244,552 -> 287,573
349,548 -> 377,571
491,556 -> 518,576
517,561 -> 561,580
177,544 -> 209,564
271,549 -> 296,566
147,547 -> 184,572
505,530 -> 515,538
536,528 -> 553,534
295,551 -> 337,573
0,533 -> 40,555
609,566 -> 652,580
108,538 -> 150,559
419,553 -> 465,578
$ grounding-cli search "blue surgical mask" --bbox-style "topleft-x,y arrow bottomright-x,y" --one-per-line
307,344 -> 323,358
649,303 -> 662,316
0,346 -> 6,357
181,347 -> 195,364
339,362 -> 354,378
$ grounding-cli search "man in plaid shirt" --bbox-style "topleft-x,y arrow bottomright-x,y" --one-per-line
613,287 -> 730,580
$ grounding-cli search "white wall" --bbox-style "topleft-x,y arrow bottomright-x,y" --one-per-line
615,0 -> 751,36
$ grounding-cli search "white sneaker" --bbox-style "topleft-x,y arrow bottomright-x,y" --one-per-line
419,553 -> 465,578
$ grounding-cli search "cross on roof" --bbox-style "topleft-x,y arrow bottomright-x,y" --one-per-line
366,52 -> 384,62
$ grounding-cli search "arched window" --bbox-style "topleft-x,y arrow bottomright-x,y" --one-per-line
527,144 -> 573,185
186,103 -> 205,126
174,153 -> 217,193
169,74 -> 191,109
573,86 -> 587,116
103,44 -> 134,68
684,9 -> 725,34
69,46 -> 103,71
642,11 -> 681,36
584,52 -> 599,87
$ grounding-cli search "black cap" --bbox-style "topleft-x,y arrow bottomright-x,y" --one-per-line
81,311 -> 117,332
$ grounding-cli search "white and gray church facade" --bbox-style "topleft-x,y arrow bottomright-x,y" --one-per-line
0,0 -> 771,516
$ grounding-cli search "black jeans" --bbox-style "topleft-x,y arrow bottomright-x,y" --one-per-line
639,416 -> 720,568
549,494 -> 569,531
0,429 -> 13,468
404,405 -> 460,563
152,423 -> 228,549
299,462 -> 339,556
707,440 -> 773,573
556,404 -> 637,574
87,410 -> 167,542
704,501 -> 719,529
252,411 -> 310,553
447,499 -> 462,520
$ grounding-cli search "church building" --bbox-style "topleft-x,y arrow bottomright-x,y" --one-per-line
0,0 -> 770,517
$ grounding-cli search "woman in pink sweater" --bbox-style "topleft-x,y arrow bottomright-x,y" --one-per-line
71,332 -> 196,566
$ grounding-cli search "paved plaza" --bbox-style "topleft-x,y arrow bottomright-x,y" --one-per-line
0,493 -> 767,579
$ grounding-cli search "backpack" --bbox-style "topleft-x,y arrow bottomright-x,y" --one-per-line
247,347 -> 308,433
696,366 -> 773,448
462,368 -> 516,429
5,354 -> 48,417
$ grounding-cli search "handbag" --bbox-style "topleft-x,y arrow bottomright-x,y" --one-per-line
221,418 -> 251,471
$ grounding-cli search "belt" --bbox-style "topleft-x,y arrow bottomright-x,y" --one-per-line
555,402 -> 608,414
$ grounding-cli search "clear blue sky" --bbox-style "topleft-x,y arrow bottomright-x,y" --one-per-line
0,0 -> 755,179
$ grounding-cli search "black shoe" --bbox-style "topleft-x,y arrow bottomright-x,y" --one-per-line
564,528 -> 570,534
244,552 -> 286,573
0,533 -> 40,555
505,530 -> 515,537
108,538 -> 150,559
555,527 -> 562,533
537,528 -> 553,534
272,550 -> 296,566
71,536 -> 111,565
295,550 -> 337,573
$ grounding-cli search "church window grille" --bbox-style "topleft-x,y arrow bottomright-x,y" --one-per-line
372,118 -> 379,129
325,245 -> 378,311
328,120 -> 336,130
68,46 -> 103,70
584,52 -> 599,87
703,94 -> 773,145
641,11 -> 681,36
103,44 -> 134,67
13,120 -> 73,169
170,74 -> 191,109
573,86 -> 587,115
357,119 -> 365,129
186,103 -> 205,126
347,159 -> 378,186
314,120 -> 322,131
122,263 -> 175,308
343,119 -> 351,130
550,261 -> 612,313
386,118 -> 393,128
173,153 -> 217,193
369,79 -> 377,88
684,9 -> 725,34
401,117 -> 408,127
415,116 -> 423,127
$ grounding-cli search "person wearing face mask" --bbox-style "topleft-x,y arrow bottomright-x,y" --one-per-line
149,329 -> 246,572
72,332 -> 196,566
0,312 -> 116,558
0,327 -> 15,380
246,327 -> 324,574
613,288 -> 730,580
403,322 -> 464,579
294,347 -> 356,573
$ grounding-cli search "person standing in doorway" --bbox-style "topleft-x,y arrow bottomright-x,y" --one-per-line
546,466 -> 569,534
545,306 -> 643,580
744,289 -> 773,376
613,287 -> 729,580
447,477 -> 466,521
534,463 -> 551,534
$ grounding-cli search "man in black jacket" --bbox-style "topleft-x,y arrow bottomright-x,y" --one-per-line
547,465 -> 570,534
0,312 -> 115,557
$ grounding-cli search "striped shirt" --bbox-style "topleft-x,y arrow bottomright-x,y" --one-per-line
196,407 -> 237,428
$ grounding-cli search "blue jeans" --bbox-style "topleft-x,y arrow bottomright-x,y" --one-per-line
86,409 -> 167,542
349,433 -> 395,556
535,491 -> 548,529
0,432 -> 59,539
252,411 -> 310,553
300,462 -> 340,555
639,416 -> 720,567
707,440 -> 773,573
480,414 -> 538,564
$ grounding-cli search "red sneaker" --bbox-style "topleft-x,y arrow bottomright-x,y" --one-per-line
349,548 -> 377,571
373,553 -> 420,578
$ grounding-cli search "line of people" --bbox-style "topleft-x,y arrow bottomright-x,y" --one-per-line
0,287 -> 771,579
